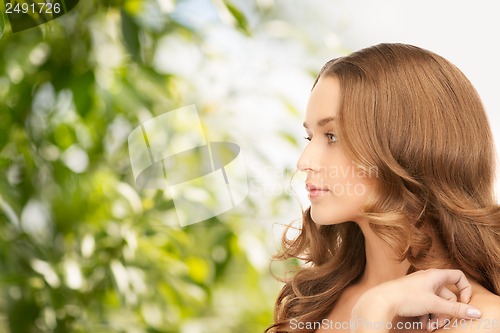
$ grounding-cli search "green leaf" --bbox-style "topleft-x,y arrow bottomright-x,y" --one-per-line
120,9 -> 141,62
0,9 -> 5,39
223,1 -> 251,35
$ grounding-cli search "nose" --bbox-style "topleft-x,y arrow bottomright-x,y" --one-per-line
296,142 -> 318,172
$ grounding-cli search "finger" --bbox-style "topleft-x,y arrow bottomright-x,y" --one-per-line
437,286 -> 458,302
431,287 -> 457,329
430,295 -> 482,319
433,269 -> 472,303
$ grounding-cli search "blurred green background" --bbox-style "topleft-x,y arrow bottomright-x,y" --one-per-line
0,0 -> 342,332
2,1 -> 498,332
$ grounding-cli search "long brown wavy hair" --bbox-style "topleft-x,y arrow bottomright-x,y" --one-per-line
266,43 -> 500,333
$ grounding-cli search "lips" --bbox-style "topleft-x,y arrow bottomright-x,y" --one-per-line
306,182 -> 330,199
305,183 -> 329,192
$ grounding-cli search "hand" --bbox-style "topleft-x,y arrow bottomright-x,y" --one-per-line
351,269 -> 482,332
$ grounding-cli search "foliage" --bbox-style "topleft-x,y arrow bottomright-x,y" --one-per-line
0,0 -> 343,332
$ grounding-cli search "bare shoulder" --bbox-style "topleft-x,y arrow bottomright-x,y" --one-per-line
469,290 -> 500,332
435,284 -> 500,333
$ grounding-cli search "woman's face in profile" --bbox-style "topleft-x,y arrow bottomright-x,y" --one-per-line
297,76 -> 376,225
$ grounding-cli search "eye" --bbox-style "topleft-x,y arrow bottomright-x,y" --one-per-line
325,132 -> 337,143
303,133 -> 337,143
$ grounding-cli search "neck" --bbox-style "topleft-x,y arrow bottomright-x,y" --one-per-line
355,221 -> 411,288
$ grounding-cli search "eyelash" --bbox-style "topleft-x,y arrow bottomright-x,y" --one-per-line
303,132 -> 337,144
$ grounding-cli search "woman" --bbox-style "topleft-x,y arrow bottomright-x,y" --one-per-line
266,43 -> 500,333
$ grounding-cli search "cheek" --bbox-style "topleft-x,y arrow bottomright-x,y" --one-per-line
325,160 -> 370,198
344,178 -> 376,217
324,176 -> 375,219
348,179 -> 372,199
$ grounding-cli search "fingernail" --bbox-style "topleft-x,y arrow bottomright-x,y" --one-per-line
466,307 -> 481,319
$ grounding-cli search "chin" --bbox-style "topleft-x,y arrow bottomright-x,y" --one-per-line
309,208 -> 344,225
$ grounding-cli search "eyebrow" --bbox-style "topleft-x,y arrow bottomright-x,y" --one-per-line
303,116 -> 336,128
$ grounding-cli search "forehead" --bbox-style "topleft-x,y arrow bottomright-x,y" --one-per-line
303,76 -> 341,128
